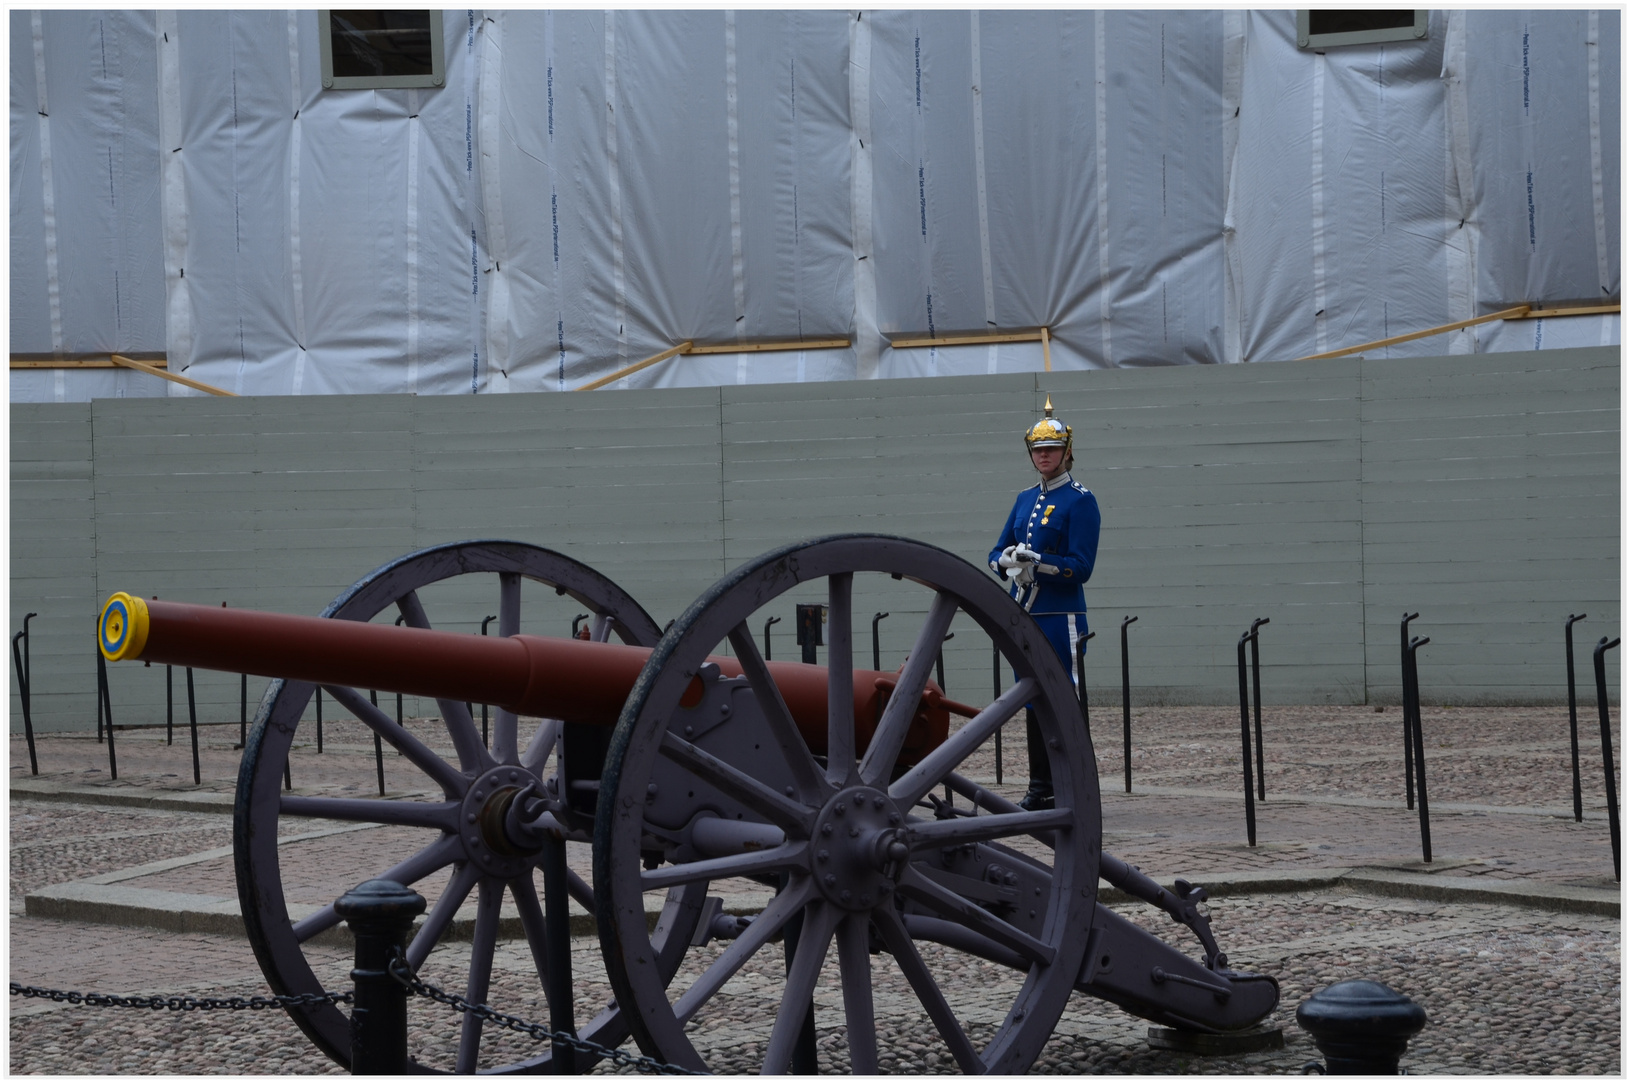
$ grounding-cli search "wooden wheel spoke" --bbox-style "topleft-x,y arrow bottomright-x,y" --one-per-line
405,861 -> 481,971
872,906 -> 984,1073
824,573 -> 857,786
393,588 -> 493,774
896,866 -> 1056,967
658,732 -> 815,835
324,684 -> 468,797
640,841 -> 808,892
763,900 -> 840,1074
508,876 -> 554,1010
890,677 -> 1036,806
903,806 -> 1073,850
455,880 -> 505,1073
673,877 -> 813,1024
492,573 -> 522,765
836,913 -> 879,1073
279,795 -> 459,831
860,592 -> 958,786
726,623 -> 826,800
291,833 -> 460,943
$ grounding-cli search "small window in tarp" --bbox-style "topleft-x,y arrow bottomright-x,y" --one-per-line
320,10 -> 445,89
1296,11 -> 1428,49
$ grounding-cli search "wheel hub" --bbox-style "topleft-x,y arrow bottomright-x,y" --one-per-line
459,764 -> 540,878
809,786 -> 907,911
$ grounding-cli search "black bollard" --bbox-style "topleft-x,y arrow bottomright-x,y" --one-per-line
1120,615 -> 1137,793
166,664 -> 174,745
1405,635 -> 1432,862
335,879 -> 426,1075
371,689 -> 385,797
1296,979 -> 1427,1074
872,611 -> 889,671
239,672 -> 248,750
1592,636 -> 1621,881
539,830 -> 577,1074
1236,631 -> 1257,847
991,640 -> 1003,785
316,686 -> 324,753
935,632 -> 954,691
96,647 -> 117,780
762,615 -> 781,662
1399,613 -> 1418,808
1076,630 -> 1096,735
1566,614 -> 1587,822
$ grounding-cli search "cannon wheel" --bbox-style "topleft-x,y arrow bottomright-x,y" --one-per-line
235,540 -> 702,1073
596,535 -> 1099,1073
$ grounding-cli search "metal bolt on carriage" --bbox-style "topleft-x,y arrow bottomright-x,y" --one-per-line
98,535 -> 1279,1074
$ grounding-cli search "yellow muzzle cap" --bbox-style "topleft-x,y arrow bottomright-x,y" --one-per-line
99,592 -> 150,662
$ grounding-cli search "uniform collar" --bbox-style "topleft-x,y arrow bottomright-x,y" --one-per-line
1039,471 -> 1073,493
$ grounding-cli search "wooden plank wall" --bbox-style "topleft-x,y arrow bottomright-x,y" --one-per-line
10,346 -> 1618,733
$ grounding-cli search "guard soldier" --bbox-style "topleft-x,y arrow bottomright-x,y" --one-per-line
989,397 -> 1101,810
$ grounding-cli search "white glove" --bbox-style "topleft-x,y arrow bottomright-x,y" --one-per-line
1013,543 -> 1039,564
1005,562 -> 1036,587
997,545 -> 1022,570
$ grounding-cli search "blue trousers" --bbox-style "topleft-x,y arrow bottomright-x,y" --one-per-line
1025,612 -> 1087,792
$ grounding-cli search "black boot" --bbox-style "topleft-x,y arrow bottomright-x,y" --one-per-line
1020,784 -> 1054,811
1023,709 -> 1054,810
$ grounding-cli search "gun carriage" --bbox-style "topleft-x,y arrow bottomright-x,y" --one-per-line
99,535 -> 1278,1074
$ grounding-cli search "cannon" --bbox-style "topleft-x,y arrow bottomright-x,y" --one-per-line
99,535 -> 1278,1074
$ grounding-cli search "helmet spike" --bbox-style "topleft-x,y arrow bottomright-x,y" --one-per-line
1023,397 -> 1073,454
1044,395 -> 1054,418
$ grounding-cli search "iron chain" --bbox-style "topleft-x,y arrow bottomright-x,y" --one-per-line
10,981 -> 352,1012
386,956 -> 699,1076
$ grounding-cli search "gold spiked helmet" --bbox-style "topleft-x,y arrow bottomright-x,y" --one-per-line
1023,395 -> 1072,453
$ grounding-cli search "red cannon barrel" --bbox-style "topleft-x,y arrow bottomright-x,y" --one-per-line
98,592 -> 957,757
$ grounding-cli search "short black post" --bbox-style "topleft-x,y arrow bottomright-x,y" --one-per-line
1566,614 -> 1587,822
166,664 -> 174,745
371,689 -> 385,797
1120,615 -> 1137,793
315,687 -> 324,753
935,632 -> 954,690
1296,979 -> 1427,1074
1406,635 -> 1432,863
762,615 -> 781,662
1592,636 -> 1621,881
992,641 -> 1003,785
12,616 -> 39,775
571,613 -> 589,639
97,647 -> 117,780
186,667 -> 201,785
335,879 -> 426,1075
1076,630 -> 1096,735
795,604 -> 824,665
1399,613 -> 1418,808
539,829 -> 577,1073
1250,618 -> 1269,800
94,616 -> 103,745
871,611 -> 889,671
1236,631 -> 1256,847
239,672 -> 248,750
481,616 -> 497,746
284,758 -> 293,791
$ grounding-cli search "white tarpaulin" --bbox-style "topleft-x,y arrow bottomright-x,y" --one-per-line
10,9 -> 1619,402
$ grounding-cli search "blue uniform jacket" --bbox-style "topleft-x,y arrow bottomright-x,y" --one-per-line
988,473 -> 1101,618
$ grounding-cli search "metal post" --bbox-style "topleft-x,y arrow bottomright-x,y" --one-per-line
335,879 -> 425,1075
992,641 -> 1003,785
97,647 -> 117,780
1076,630 -> 1096,735
284,758 -> 292,791
1592,636 -> 1621,881
481,616 -> 496,747
1236,632 -> 1256,847
186,667 -> 201,785
935,632 -> 954,690
315,687 -> 324,753
539,830 -> 577,1074
1120,615 -> 1137,794
1406,635 -> 1432,863
94,615 -> 103,745
166,664 -> 174,745
12,617 -> 39,775
871,611 -> 889,671
1250,617 -> 1269,800
1400,613 -> 1418,808
571,613 -> 589,639
371,689 -> 385,797
1567,614 -> 1587,822
239,672 -> 248,749
763,615 -> 781,662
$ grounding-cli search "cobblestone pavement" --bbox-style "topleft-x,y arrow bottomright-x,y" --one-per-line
10,704 -> 1621,1074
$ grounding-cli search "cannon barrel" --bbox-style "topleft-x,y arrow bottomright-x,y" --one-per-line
98,592 -> 955,755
